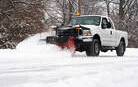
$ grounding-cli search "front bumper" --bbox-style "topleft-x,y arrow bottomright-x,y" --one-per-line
78,36 -> 93,42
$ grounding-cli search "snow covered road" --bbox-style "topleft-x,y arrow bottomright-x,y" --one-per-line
0,33 -> 138,87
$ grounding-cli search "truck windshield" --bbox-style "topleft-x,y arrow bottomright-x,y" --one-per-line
68,16 -> 101,26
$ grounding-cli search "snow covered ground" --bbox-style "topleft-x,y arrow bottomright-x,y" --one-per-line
0,33 -> 138,87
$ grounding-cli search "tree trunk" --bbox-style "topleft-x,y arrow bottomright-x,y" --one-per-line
119,0 -> 125,21
119,0 -> 125,29
69,1 -> 73,22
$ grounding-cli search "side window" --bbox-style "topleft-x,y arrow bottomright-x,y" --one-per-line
108,18 -> 114,29
101,18 -> 108,29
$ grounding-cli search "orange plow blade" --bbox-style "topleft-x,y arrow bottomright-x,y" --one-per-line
57,37 -> 76,54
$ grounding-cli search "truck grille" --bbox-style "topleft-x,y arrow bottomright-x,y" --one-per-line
57,29 -> 82,37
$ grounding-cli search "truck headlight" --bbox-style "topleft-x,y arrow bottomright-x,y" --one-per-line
50,29 -> 56,36
83,30 -> 92,36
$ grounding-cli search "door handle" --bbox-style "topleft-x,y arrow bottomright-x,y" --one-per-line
110,31 -> 112,35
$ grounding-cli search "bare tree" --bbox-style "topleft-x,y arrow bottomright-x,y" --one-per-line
44,0 -> 77,25
0,0 -> 46,49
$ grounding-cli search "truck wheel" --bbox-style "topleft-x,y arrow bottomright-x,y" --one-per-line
86,39 -> 100,56
116,40 -> 126,56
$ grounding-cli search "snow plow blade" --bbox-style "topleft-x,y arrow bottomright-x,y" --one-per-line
46,36 -> 76,53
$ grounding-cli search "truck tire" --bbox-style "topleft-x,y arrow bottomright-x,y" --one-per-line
86,39 -> 100,56
116,40 -> 126,56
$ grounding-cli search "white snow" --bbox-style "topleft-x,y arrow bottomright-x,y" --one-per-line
0,33 -> 138,87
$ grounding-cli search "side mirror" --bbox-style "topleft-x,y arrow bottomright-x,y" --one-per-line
101,24 -> 107,29
107,22 -> 111,28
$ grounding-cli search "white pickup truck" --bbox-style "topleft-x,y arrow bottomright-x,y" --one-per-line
46,15 -> 128,56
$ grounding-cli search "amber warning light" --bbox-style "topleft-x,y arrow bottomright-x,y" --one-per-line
76,12 -> 80,16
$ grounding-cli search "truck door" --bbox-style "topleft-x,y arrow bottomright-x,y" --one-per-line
100,17 -> 113,46
108,18 -> 117,46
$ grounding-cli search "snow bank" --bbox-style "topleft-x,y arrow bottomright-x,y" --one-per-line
0,33 -> 72,59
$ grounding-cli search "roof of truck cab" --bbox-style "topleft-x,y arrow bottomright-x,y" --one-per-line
76,15 -> 109,18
